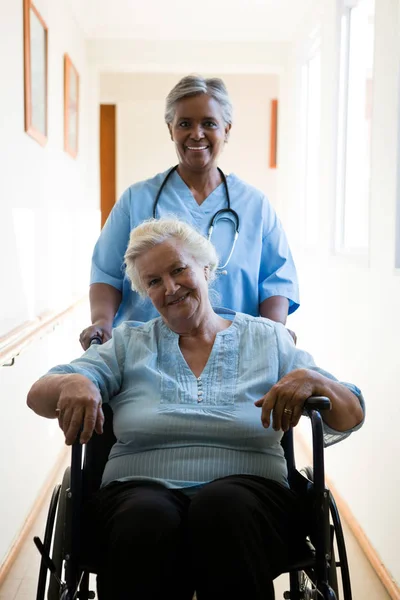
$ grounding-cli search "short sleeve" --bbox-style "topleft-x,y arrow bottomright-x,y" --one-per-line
47,325 -> 128,403
90,188 -> 132,290
259,199 -> 300,314
274,323 -> 365,446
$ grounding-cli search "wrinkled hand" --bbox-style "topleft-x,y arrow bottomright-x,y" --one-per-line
79,321 -> 112,350
56,375 -> 104,445
254,369 -> 319,432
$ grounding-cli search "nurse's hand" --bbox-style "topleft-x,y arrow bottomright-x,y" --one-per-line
56,374 -> 104,445
79,321 -> 112,350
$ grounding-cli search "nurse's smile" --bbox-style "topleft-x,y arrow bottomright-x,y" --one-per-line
185,145 -> 209,151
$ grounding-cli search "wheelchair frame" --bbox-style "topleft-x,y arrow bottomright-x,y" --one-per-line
34,397 -> 352,600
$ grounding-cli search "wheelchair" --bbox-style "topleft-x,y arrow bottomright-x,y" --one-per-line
34,397 -> 352,600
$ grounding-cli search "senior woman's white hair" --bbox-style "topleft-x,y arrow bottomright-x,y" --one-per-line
164,75 -> 233,126
124,218 -> 219,297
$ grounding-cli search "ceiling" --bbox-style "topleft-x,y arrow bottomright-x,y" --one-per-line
69,0 -> 317,43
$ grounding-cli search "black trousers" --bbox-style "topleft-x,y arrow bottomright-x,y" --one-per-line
86,475 -> 309,600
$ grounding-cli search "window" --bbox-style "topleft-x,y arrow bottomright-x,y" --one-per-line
335,0 -> 375,253
301,33 -> 321,247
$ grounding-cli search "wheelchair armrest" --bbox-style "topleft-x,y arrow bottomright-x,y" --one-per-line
304,396 -> 331,412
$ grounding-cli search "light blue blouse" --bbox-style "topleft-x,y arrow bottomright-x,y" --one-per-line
48,313 -> 365,492
90,169 -> 300,325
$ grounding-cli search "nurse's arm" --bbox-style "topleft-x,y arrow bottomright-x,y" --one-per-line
79,283 -> 122,350
90,283 -> 121,327
260,296 -> 289,325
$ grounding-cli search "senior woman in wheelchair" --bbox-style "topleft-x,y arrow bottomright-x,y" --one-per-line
27,218 -> 365,600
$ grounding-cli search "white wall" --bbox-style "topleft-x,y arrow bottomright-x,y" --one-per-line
0,0 -> 99,565
281,0 -> 400,584
100,72 -> 279,206
89,38 -> 289,74
0,304 -> 90,565
0,0 -> 100,335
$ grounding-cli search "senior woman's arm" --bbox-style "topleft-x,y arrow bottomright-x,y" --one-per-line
28,323 -> 128,443
255,368 -> 363,433
255,322 -> 365,438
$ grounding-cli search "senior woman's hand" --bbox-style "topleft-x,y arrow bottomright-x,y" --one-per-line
27,374 -> 104,445
56,375 -> 104,445
254,368 -> 363,433
255,369 -> 316,432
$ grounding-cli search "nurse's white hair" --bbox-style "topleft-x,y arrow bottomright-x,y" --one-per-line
124,218 -> 219,297
164,75 -> 233,126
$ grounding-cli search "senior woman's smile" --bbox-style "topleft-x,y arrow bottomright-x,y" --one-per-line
166,291 -> 190,306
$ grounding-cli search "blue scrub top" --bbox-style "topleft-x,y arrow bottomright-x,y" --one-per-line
91,168 -> 300,325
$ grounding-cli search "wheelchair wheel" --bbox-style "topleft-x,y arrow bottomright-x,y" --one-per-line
47,467 -> 70,600
299,467 -> 351,600
329,495 -> 352,600
36,484 -> 61,600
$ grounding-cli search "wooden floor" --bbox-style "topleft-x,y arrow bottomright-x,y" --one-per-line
0,449 -> 392,600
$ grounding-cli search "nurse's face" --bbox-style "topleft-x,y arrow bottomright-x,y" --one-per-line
168,94 -> 231,173
136,239 -> 211,333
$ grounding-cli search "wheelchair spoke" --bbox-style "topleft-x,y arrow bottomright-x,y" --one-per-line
300,571 -> 326,599
72,571 -> 85,600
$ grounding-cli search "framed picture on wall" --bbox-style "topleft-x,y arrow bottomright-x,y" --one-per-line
23,0 -> 48,145
64,54 -> 79,158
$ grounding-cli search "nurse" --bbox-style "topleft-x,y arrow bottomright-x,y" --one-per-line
80,75 -> 300,349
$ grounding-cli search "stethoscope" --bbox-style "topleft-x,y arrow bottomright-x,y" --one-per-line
152,165 -> 240,273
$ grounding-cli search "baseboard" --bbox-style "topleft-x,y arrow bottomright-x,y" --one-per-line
296,432 -> 400,600
0,445 -> 69,586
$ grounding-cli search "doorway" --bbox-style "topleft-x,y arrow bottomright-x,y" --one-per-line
100,104 -> 116,227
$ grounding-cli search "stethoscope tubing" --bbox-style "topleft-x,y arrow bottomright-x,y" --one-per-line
152,165 -> 240,271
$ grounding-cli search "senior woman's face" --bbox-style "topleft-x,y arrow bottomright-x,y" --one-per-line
135,239 -> 210,331
168,94 -> 231,172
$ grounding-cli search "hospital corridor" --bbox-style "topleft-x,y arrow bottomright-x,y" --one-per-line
1,0 -> 400,598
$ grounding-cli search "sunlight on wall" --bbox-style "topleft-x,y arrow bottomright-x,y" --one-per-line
12,208 -> 36,321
